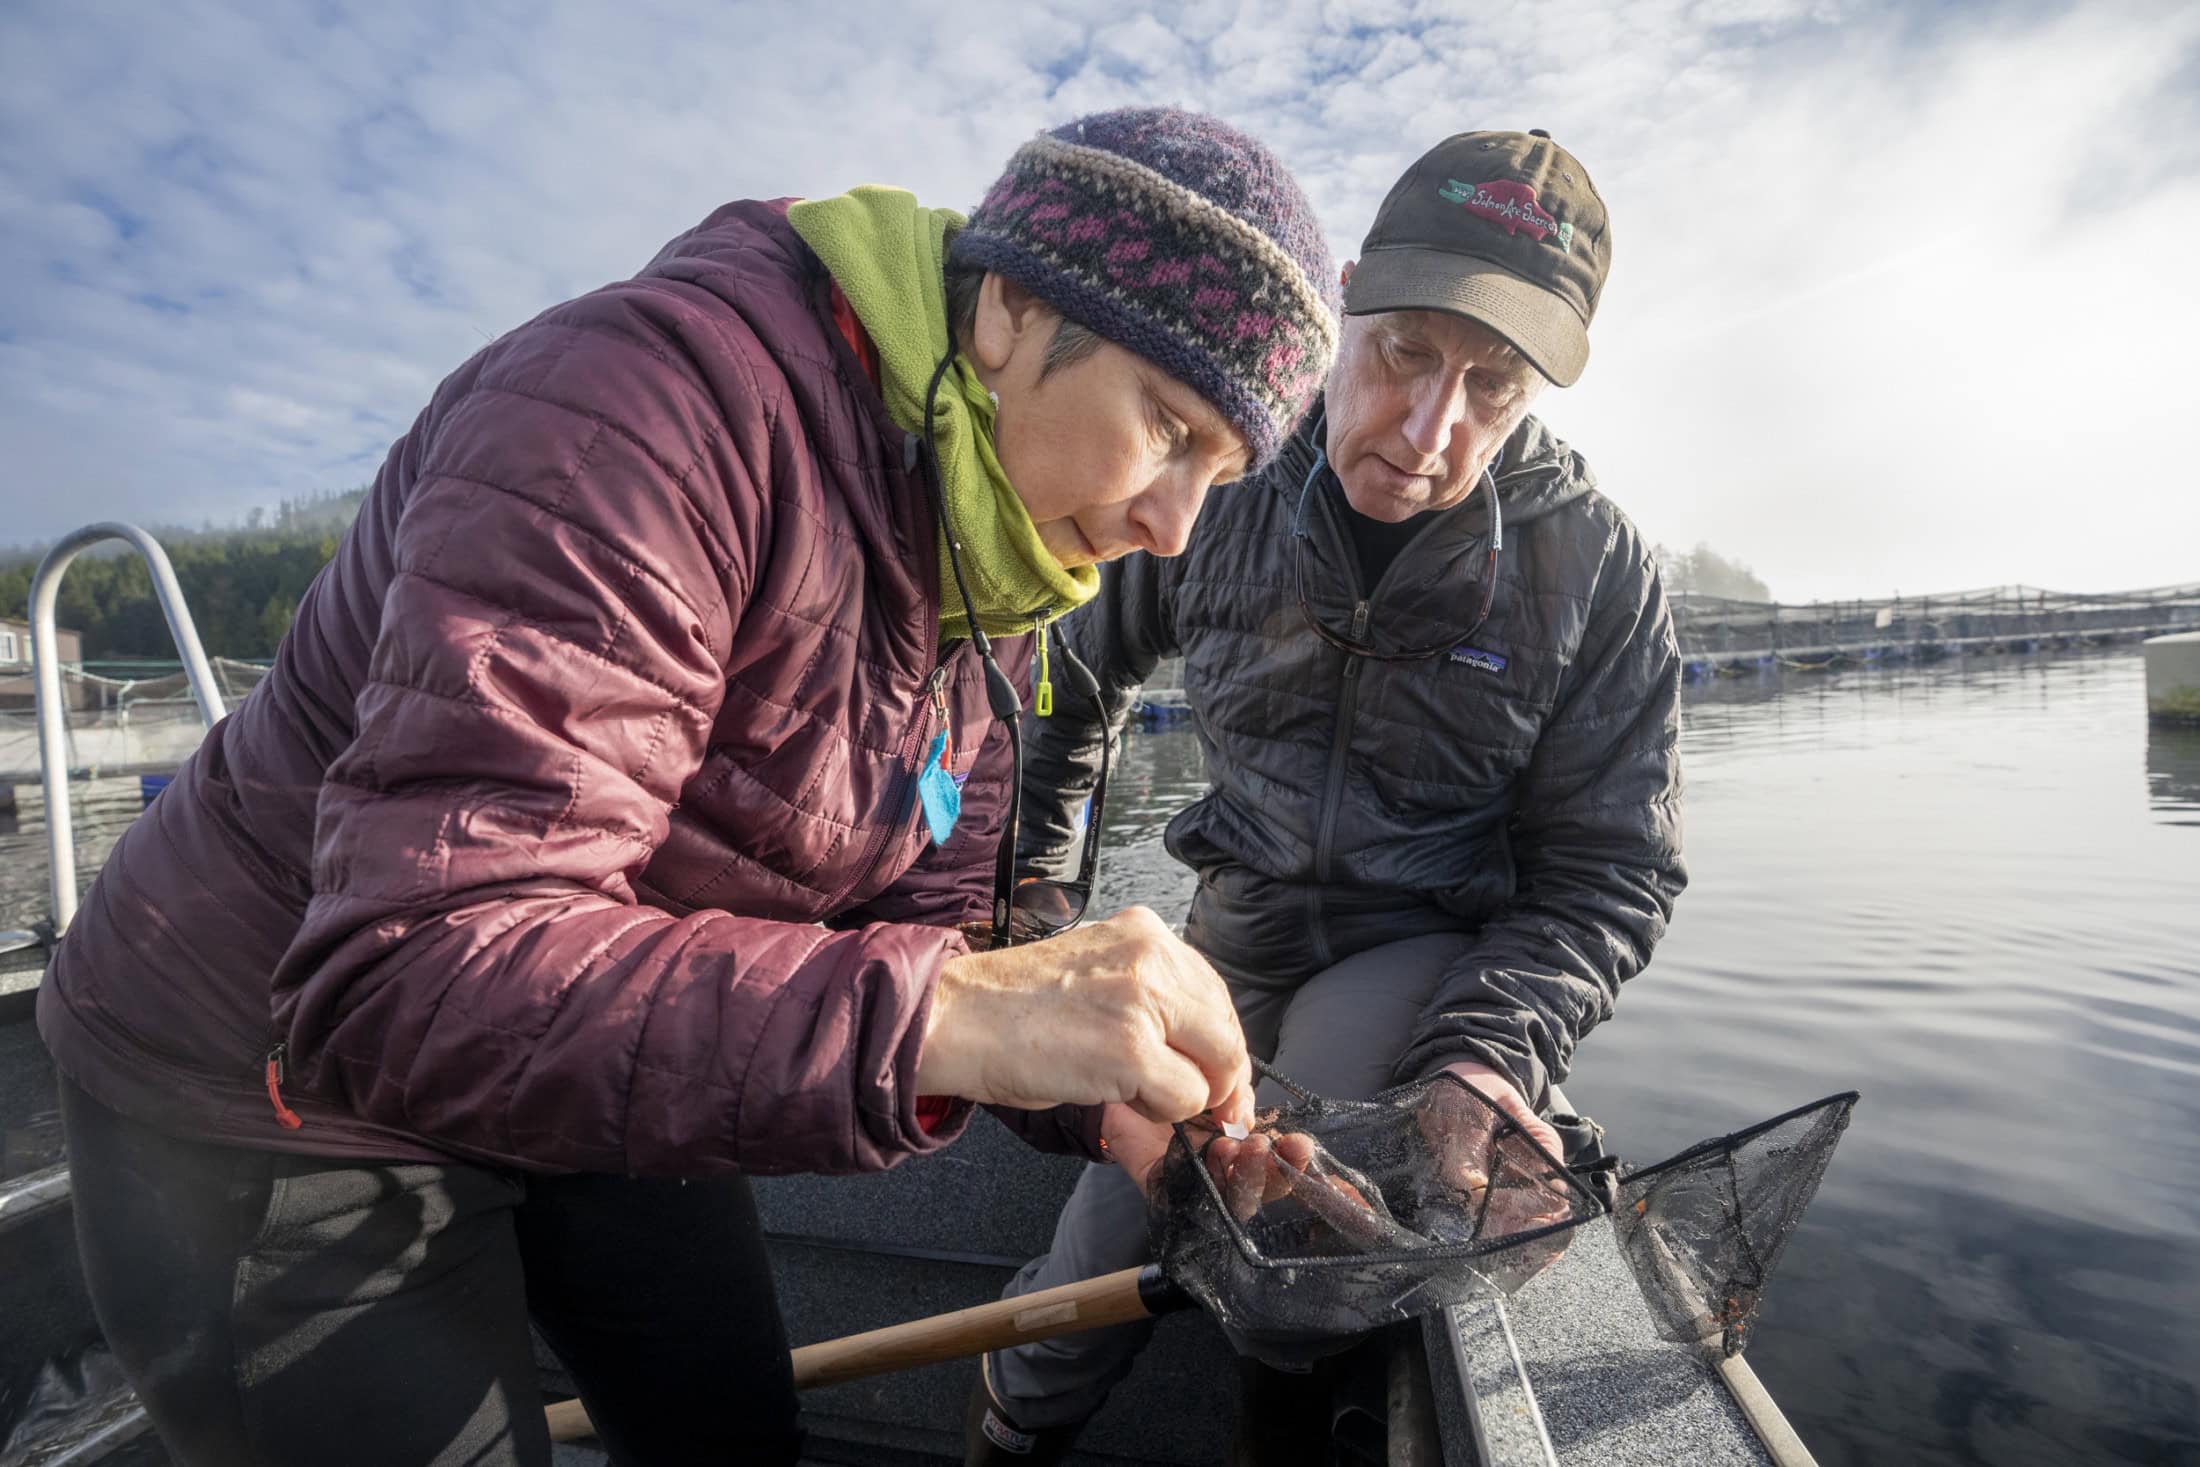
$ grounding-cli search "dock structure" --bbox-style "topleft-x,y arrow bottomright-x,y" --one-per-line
0,710 -> 207,784
2145,632 -> 2200,724
1671,581 -> 2200,681
0,657 -> 268,784
1127,582 -> 2200,725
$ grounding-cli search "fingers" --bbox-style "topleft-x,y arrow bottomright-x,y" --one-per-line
1214,1135 -> 1271,1221
1483,1083 -> 1541,1138
1263,1134 -> 1370,1213
1151,969 -> 1251,1116
1207,1133 -> 1320,1222
1099,1104 -> 1174,1195
1210,1055 -> 1255,1115
929,911 -> 1256,1119
1477,1082 -> 1560,1161
1099,910 -> 1250,1121
1211,1082 -> 1256,1133
1124,1045 -> 1216,1125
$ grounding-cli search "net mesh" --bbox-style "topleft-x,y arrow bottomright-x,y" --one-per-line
1610,1092 -> 1859,1357
1148,1066 -> 1603,1368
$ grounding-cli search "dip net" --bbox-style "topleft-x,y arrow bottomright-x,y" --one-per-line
1149,1062 -> 1858,1369
1611,1092 -> 1859,1357
1148,1063 -> 1602,1368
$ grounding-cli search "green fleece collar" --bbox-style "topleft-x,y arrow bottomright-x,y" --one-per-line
788,187 -> 1098,641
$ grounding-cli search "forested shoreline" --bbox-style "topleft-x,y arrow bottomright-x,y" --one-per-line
0,490 -> 364,660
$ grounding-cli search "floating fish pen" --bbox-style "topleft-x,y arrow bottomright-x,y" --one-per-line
1673,581 -> 2200,683
1134,687 -> 1196,731
1120,586 -> 2200,716
0,657 -> 271,793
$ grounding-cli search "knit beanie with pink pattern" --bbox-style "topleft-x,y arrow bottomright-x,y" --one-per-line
950,106 -> 1340,473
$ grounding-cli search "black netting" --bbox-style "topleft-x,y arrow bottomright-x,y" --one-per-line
1611,1092 -> 1859,1357
1148,1064 -> 1604,1369
1145,1064 -> 1861,1370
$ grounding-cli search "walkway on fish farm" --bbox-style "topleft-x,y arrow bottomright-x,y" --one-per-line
1670,580 -> 2200,681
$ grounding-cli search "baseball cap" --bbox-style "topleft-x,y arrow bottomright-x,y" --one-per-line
1343,130 -> 1610,387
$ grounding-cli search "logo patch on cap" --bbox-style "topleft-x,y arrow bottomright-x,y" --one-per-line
1438,179 -> 1565,249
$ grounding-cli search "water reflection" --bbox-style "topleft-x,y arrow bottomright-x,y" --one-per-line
1093,722 -> 1208,852
2149,722 -> 2200,827
0,784 -> 143,939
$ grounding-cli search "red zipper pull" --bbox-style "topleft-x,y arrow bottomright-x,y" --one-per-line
265,1043 -> 304,1130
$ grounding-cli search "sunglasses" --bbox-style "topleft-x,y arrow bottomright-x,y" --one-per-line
1292,445 -> 1504,661
919,354 -> 1113,951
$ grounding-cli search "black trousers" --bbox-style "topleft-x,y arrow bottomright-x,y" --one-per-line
59,1076 -> 801,1465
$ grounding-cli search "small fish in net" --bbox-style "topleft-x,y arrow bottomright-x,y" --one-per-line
1146,1063 -> 1860,1371
1148,1062 -> 1604,1368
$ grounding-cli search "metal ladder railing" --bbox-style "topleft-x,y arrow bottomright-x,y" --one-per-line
0,525 -> 211,1465
25,523 -> 227,940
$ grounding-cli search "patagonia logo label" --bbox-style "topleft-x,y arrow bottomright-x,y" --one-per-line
1450,646 -> 1507,674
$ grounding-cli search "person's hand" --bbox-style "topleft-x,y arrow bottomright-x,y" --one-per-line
1438,1060 -> 1562,1162
1098,1103 -> 1177,1193
1100,1104 -> 1329,1206
917,907 -> 1254,1125
1427,1060 -> 1577,1249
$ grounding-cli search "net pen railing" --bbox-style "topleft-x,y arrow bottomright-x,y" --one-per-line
1672,581 -> 2200,665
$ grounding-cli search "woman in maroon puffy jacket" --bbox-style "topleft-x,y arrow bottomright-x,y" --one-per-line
40,107 -> 1338,1463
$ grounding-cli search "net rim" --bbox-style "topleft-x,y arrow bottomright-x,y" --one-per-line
1165,1063 -> 1609,1273
1613,1091 -> 1860,1188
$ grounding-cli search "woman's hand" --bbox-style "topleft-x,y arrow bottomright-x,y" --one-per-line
917,907 -> 1254,1125
1098,1103 -> 1177,1192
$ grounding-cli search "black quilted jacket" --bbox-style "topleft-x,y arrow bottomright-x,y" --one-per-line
1019,409 -> 1686,1109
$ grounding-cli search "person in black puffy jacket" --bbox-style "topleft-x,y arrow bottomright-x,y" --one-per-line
970,128 -> 1687,1465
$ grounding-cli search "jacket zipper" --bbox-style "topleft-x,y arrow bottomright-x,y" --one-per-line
835,661 -> 949,911
264,1042 -> 304,1129
1306,599 -> 1368,971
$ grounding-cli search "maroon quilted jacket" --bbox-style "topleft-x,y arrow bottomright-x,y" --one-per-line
38,199 -> 1097,1175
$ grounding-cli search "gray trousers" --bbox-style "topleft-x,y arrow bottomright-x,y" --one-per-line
989,931 -> 1575,1429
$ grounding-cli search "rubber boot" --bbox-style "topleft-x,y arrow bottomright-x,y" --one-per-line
964,1364 -> 1082,1465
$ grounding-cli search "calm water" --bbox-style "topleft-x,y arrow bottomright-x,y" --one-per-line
1086,649 -> 2200,1467
4,649 -> 2197,1463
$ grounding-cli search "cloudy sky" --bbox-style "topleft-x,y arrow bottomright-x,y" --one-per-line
2,0 -> 2195,601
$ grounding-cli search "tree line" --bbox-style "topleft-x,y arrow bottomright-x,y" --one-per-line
5,485 -> 1776,659
0,490 -> 365,661
1652,541 -> 1772,603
